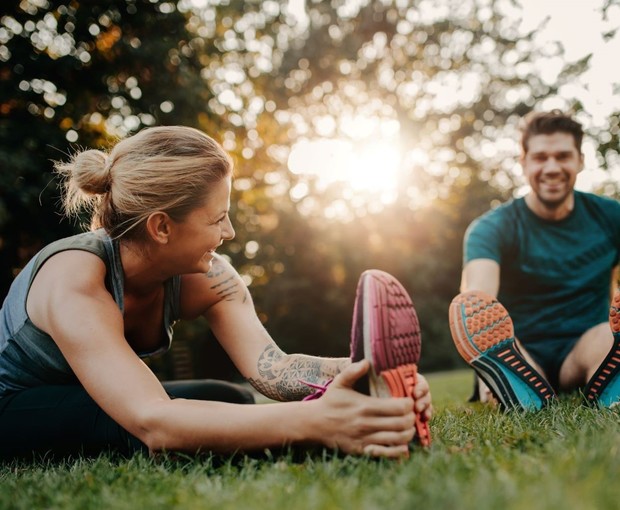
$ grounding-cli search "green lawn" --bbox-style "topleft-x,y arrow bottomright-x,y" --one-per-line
1,369 -> 618,510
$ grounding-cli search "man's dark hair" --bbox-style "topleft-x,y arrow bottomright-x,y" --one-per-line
519,110 -> 584,154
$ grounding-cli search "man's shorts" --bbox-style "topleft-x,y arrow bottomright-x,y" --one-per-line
521,335 -> 583,390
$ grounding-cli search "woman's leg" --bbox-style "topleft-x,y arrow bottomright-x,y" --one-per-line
162,379 -> 255,404
0,380 -> 255,460
0,385 -> 145,460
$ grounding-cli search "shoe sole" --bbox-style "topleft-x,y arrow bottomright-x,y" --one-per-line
584,290 -> 620,407
351,269 -> 431,446
449,291 -> 554,411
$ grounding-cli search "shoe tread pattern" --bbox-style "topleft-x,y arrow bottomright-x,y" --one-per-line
365,270 -> 421,373
381,363 -> 431,446
584,290 -> 620,405
449,292 -> 513,362
449,291 -> 554,410
354,269 -> 430,446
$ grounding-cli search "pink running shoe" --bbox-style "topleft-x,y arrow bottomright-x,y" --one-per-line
350,269 -> 431,447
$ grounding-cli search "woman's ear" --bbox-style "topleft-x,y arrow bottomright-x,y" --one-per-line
145,211 -> 172,244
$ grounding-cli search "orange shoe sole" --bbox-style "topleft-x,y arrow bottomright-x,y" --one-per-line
449,291 -> 554,411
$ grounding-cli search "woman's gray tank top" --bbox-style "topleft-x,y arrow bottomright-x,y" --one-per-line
0,230 -> 180,396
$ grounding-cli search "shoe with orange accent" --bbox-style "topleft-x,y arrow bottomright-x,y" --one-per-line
584,289 -> 620,407
350,269 -> 431,447
449,291 -> 555,411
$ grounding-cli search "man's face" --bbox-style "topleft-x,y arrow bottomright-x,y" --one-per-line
521,132 -> 583,210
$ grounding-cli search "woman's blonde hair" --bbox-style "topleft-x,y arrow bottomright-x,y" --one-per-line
55,126 -> 233,240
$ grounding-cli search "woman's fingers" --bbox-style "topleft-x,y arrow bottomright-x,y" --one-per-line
363,443 -> 410,459
333,362 -> 433,422
351,411 -> 416,435
318,364 -> 433,457
360,395 -> 415,417
331,359 -> 370,389
361,427 -> 415,446
413,373 -> 433,420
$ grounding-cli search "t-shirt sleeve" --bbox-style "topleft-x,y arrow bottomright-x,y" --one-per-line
463,210 -> 505,265
587,193 -> 620,265
608,198 -> 620,264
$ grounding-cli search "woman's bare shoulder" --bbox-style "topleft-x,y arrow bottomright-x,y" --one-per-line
178,254 -> 249,319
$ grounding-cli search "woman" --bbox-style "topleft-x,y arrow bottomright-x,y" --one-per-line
0,126 -> 431,459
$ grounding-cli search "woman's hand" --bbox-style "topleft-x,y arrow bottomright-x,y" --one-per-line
413,372 -> 433,424
310,360 -> 416,458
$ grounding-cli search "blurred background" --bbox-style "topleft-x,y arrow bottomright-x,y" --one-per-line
1,0 -> 619,381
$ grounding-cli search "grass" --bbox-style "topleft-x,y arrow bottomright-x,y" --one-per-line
1,369 -> 618,510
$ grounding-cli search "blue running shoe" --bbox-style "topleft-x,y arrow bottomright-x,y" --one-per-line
584,289 -> 620,407
449,291 -> 555,411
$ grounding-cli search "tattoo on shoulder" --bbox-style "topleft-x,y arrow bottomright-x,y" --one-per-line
211,275 -> 239,301
206,264 -> 226,279
204,262 -> 248,303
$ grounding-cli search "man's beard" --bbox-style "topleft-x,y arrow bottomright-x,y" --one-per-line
536,189 -> 571,210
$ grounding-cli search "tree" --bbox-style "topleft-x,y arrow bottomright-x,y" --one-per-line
210,0 -> 591,368
1,0 -> 611,374
0,0 -> 231,296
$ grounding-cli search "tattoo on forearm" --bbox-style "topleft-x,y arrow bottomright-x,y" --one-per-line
255,343 -> 284,380
247,344 -> 345,401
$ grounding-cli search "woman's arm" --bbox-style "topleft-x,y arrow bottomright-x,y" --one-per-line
27,251 -> 415,457
244,343 -> 349,401
180,255 -> 350,401
181,255 -> 433,418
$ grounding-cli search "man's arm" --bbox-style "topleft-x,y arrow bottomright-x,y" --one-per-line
611,266 -> 619,301
461,258 -> 501,297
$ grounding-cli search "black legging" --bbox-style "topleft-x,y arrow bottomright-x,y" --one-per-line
0,380 -> 255,460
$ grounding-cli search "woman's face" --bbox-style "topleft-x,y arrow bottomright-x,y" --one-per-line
169,176 -> 235,274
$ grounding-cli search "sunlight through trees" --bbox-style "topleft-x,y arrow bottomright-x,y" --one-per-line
1,0 -> 618,374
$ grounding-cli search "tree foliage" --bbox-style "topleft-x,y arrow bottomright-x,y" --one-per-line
1,0 -> 614,375
0,0 -> 230,294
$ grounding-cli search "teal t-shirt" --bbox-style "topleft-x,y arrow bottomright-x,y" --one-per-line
464,191 -> 620,344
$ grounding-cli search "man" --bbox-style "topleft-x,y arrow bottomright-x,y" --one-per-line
449,110 -> 620,410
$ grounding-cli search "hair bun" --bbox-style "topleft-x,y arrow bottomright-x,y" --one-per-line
71,150 -> 113,195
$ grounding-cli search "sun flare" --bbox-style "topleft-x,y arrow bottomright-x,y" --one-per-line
345,141 -> 401,192
288,138 -> 402,199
